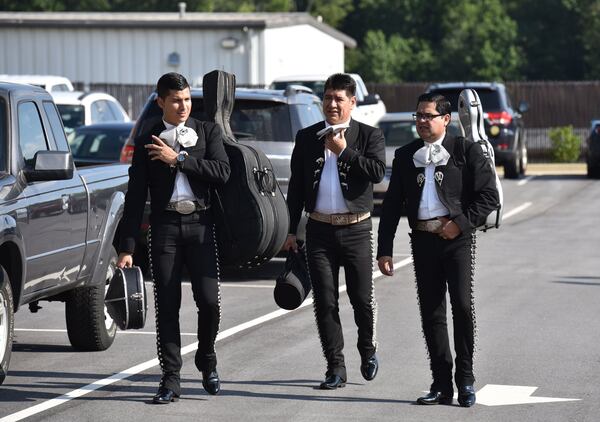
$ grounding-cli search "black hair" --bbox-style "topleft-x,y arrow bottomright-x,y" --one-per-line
324,73 -> 356,98
417,92 -> 451,116
156,72 -> 190,99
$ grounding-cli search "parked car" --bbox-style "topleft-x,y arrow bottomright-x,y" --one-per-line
121,87 -> 323,195
0,74 -> 74,93
586,120 -> 600,178
0,82 -> 130,385
120,87 -> 324,264
52,91 -> 130,135
270,73 -> 386,126
68,121 -> 135,167
426,82 -> 529,179
373,112 -> 462,205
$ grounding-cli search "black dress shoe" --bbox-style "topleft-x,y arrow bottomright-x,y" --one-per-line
319,374 -> 346,390
360,354 -> 379,381
202,370 -> 220,395
416,390 -> 453,405
152,387 -> 180,404
458,385 -> 476,407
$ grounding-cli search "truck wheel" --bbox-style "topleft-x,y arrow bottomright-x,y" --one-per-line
504,151 -> 520,179
0,272 -> 14,385
66,248 -> 118,351
519,144 -> 528,175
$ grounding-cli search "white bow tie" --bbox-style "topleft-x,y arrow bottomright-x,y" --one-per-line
413,142 -> 450,168
159,125 -> 198,148
316,122 -> 349,139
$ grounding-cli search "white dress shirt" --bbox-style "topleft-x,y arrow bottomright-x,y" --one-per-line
314,120 -> 350,214
163,120 -> 197,203
417,134 -> 450,219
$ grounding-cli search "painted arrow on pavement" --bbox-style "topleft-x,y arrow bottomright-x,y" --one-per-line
476,384 -> 580,406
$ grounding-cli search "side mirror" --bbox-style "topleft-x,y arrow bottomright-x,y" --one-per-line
517,101 -> 529,114
23,150 -> 74,182
358,93 -> 380,106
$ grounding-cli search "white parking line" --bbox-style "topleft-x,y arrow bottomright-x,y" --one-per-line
14,328 -> 198,336
144,282 -> 275,288
2,258 -> 413,422
503,202 -> 532,220
517,176 -> 535,186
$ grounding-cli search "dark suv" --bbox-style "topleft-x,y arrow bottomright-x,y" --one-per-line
426,82 -> 529,179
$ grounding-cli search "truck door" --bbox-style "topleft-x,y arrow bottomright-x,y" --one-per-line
16,100 -> 87,296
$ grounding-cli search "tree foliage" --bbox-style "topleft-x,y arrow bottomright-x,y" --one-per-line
1,0 -> 599,81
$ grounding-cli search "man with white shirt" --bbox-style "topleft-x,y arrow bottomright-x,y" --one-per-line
284,73 -> 386,390
376,93 -> 499,407
117,73 -> 230,404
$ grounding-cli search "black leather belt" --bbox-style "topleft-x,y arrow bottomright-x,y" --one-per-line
165,200 -> 210,215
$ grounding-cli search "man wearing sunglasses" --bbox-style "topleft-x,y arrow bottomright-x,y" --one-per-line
376,93 -> 499,407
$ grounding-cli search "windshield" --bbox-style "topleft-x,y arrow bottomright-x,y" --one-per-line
0,98 -> 5,171
57,104 -> 85,134
430,89 -> 502,112
68,128 -> 130,162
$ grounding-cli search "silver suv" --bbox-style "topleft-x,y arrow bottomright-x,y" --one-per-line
121,87 -> 323,195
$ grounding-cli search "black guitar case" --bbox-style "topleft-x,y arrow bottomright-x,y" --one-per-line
105,266 -> 147,330
203,70 -> 289,269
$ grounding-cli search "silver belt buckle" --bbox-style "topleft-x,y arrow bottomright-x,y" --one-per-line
174,200 -> 196,215
332,215 -> 349,225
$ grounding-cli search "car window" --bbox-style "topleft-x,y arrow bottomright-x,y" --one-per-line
43,101 -> 70,151
51,84 -> 70,92
18,101 -> 49,166
107,101 -> 126,121
290,103 -> 324,136
232,100 -> 292,142
70,129 -> 129,162
429,89 -> 502,111
0,98 -> 6,172
92,100 -> 117,123
379,120 -> 418,148
379,119 -> 462,148
271,81 -> 325,99
57,104 -> 85,134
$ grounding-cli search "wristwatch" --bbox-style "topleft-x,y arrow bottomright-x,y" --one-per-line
176,151 -> 188,169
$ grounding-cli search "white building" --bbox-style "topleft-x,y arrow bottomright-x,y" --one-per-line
0,11 -> 355,87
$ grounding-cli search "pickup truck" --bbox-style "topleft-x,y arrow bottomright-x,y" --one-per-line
269,73 -> 387,126
0,82 -> 130,385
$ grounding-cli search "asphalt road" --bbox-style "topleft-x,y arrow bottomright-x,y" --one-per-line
1,172 -> 599,422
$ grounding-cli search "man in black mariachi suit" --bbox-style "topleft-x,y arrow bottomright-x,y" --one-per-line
117,73 -> 230,404
283,73 -> 386,389
377,93 -> 499,407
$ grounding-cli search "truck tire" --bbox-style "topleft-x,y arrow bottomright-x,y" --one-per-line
66,248 -> 118,351
519,143 -> 528,175
504,151 -> 520,179
0,271 -> 14,385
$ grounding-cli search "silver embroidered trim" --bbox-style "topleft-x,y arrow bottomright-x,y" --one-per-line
305,232 -> 328,367
212,223 -> 222,343
148,227 -> 166,385
369,228 -> 378,352
469,232 -> 478,359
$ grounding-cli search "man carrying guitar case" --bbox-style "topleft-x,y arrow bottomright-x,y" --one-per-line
202,70 -> 289,270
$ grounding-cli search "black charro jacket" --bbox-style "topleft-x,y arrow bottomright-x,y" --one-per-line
119,116 -> 230,254
287,119 -> 386,234
376,133 -> 499,258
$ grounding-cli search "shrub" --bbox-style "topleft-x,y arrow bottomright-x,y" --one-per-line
549,125 -> 581,162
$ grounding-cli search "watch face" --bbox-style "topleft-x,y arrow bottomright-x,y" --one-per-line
177,153 -> 185,162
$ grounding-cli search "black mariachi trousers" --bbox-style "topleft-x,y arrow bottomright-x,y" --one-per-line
149,209 -> 220,395
306,218 -> 377,381
410,230 -> 476,392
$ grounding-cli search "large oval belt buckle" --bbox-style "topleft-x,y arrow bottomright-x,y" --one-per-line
175,200 -> 196,214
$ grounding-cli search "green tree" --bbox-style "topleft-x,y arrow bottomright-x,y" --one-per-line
438,0 -> 522,81
504,0 -> 585,80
